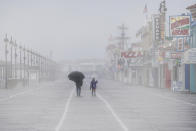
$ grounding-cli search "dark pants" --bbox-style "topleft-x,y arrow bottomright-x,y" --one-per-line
76,87 -> 81,96
92,88 -> 96,96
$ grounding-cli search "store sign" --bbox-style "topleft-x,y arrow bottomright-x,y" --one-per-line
165,51 -> 182,59
176,38 -> 184,51
169,15 -> 191,37
160,14 -> 165,40
183,48 -> 196,64
172,81 -> 183,91
170,52 -> 182,59
153,15 -> 161,41
121,51 -> 143,58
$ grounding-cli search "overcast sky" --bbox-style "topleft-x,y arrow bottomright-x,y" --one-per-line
0,0 -> 195,61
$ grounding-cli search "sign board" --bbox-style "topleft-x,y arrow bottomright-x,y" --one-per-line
183,48 -> 196,64
160,14 -> 165,40
172,81 -> 183,92
121,51 -> 143,58
153,15 -> 161,41
169,15 -> 191,37
170,52 -> 182,59
176,38 -> 184,52
184,37 -> 190,50
165,51 -> 182,59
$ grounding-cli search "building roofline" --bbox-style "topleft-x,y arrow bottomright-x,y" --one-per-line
186,4 -> 196,10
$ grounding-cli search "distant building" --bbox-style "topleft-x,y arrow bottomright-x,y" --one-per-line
186,4 -> 196,21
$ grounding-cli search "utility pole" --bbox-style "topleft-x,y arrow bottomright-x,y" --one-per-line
159,0 -> 167,89
116,24 -> 130,50
159,0 -> 167,41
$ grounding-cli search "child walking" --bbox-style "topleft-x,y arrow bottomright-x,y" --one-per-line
90,78 -> 98,96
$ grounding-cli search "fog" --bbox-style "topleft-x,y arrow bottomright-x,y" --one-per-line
0,0 -> 195,61
1,1 -> 196,131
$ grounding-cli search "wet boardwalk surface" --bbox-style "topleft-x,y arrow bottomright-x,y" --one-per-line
0,79 -> 196,131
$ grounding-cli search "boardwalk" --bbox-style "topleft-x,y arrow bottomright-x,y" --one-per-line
0,79 -> 196,131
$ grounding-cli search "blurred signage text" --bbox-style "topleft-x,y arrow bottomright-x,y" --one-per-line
169,15 -> 191,37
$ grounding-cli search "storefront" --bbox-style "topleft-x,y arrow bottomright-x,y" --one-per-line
183,21 -> 196,93
184,48 -> 196,93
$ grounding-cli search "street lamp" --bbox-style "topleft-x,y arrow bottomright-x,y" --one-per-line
9,37 -> 14,79
23,46 -> 26,86
27,48 -> 30,87
19,45 -> 22,80
43,56 -> 46,79
39,54 -> 42,82
4,34 -> 9,88
34,52 -> 40,82
30,49 -> 33,67
14,41 -> 17,79
33,50 -> 36,67
46,56 -> 49,79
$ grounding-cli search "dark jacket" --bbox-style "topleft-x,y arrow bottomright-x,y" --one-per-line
90,79 -> 98,89
76,79 -> 83,88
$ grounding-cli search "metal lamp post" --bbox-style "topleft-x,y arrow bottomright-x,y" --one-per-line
23,46 -> 26,86
27,48 -> 30,87
30,49 -> 33,67
14,41 -> 17,79
44,56 -> 46,80
9,37 -> 14,79
40,55 -> 42,80
43,57 -> 46,79
4,35 -> 9,88
19,45 -> 22,80
35,52 -> 40,82
33,51 -> 36,67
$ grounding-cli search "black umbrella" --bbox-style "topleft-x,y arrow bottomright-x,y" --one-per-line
68,71 -> 85,83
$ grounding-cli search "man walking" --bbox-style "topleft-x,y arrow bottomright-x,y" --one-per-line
90,78 -> 98,96
76,79 -> 83,96
68,71 -> 85,97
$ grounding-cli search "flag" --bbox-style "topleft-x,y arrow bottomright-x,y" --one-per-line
143,4 -> 148,14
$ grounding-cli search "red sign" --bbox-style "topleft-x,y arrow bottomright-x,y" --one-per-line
169,15 -> 190,37
171,18 -> 189,29
170,53 -> 182,59
177,38 -> 184,51
121,51 -> 143,58
172,29 -> 189,36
